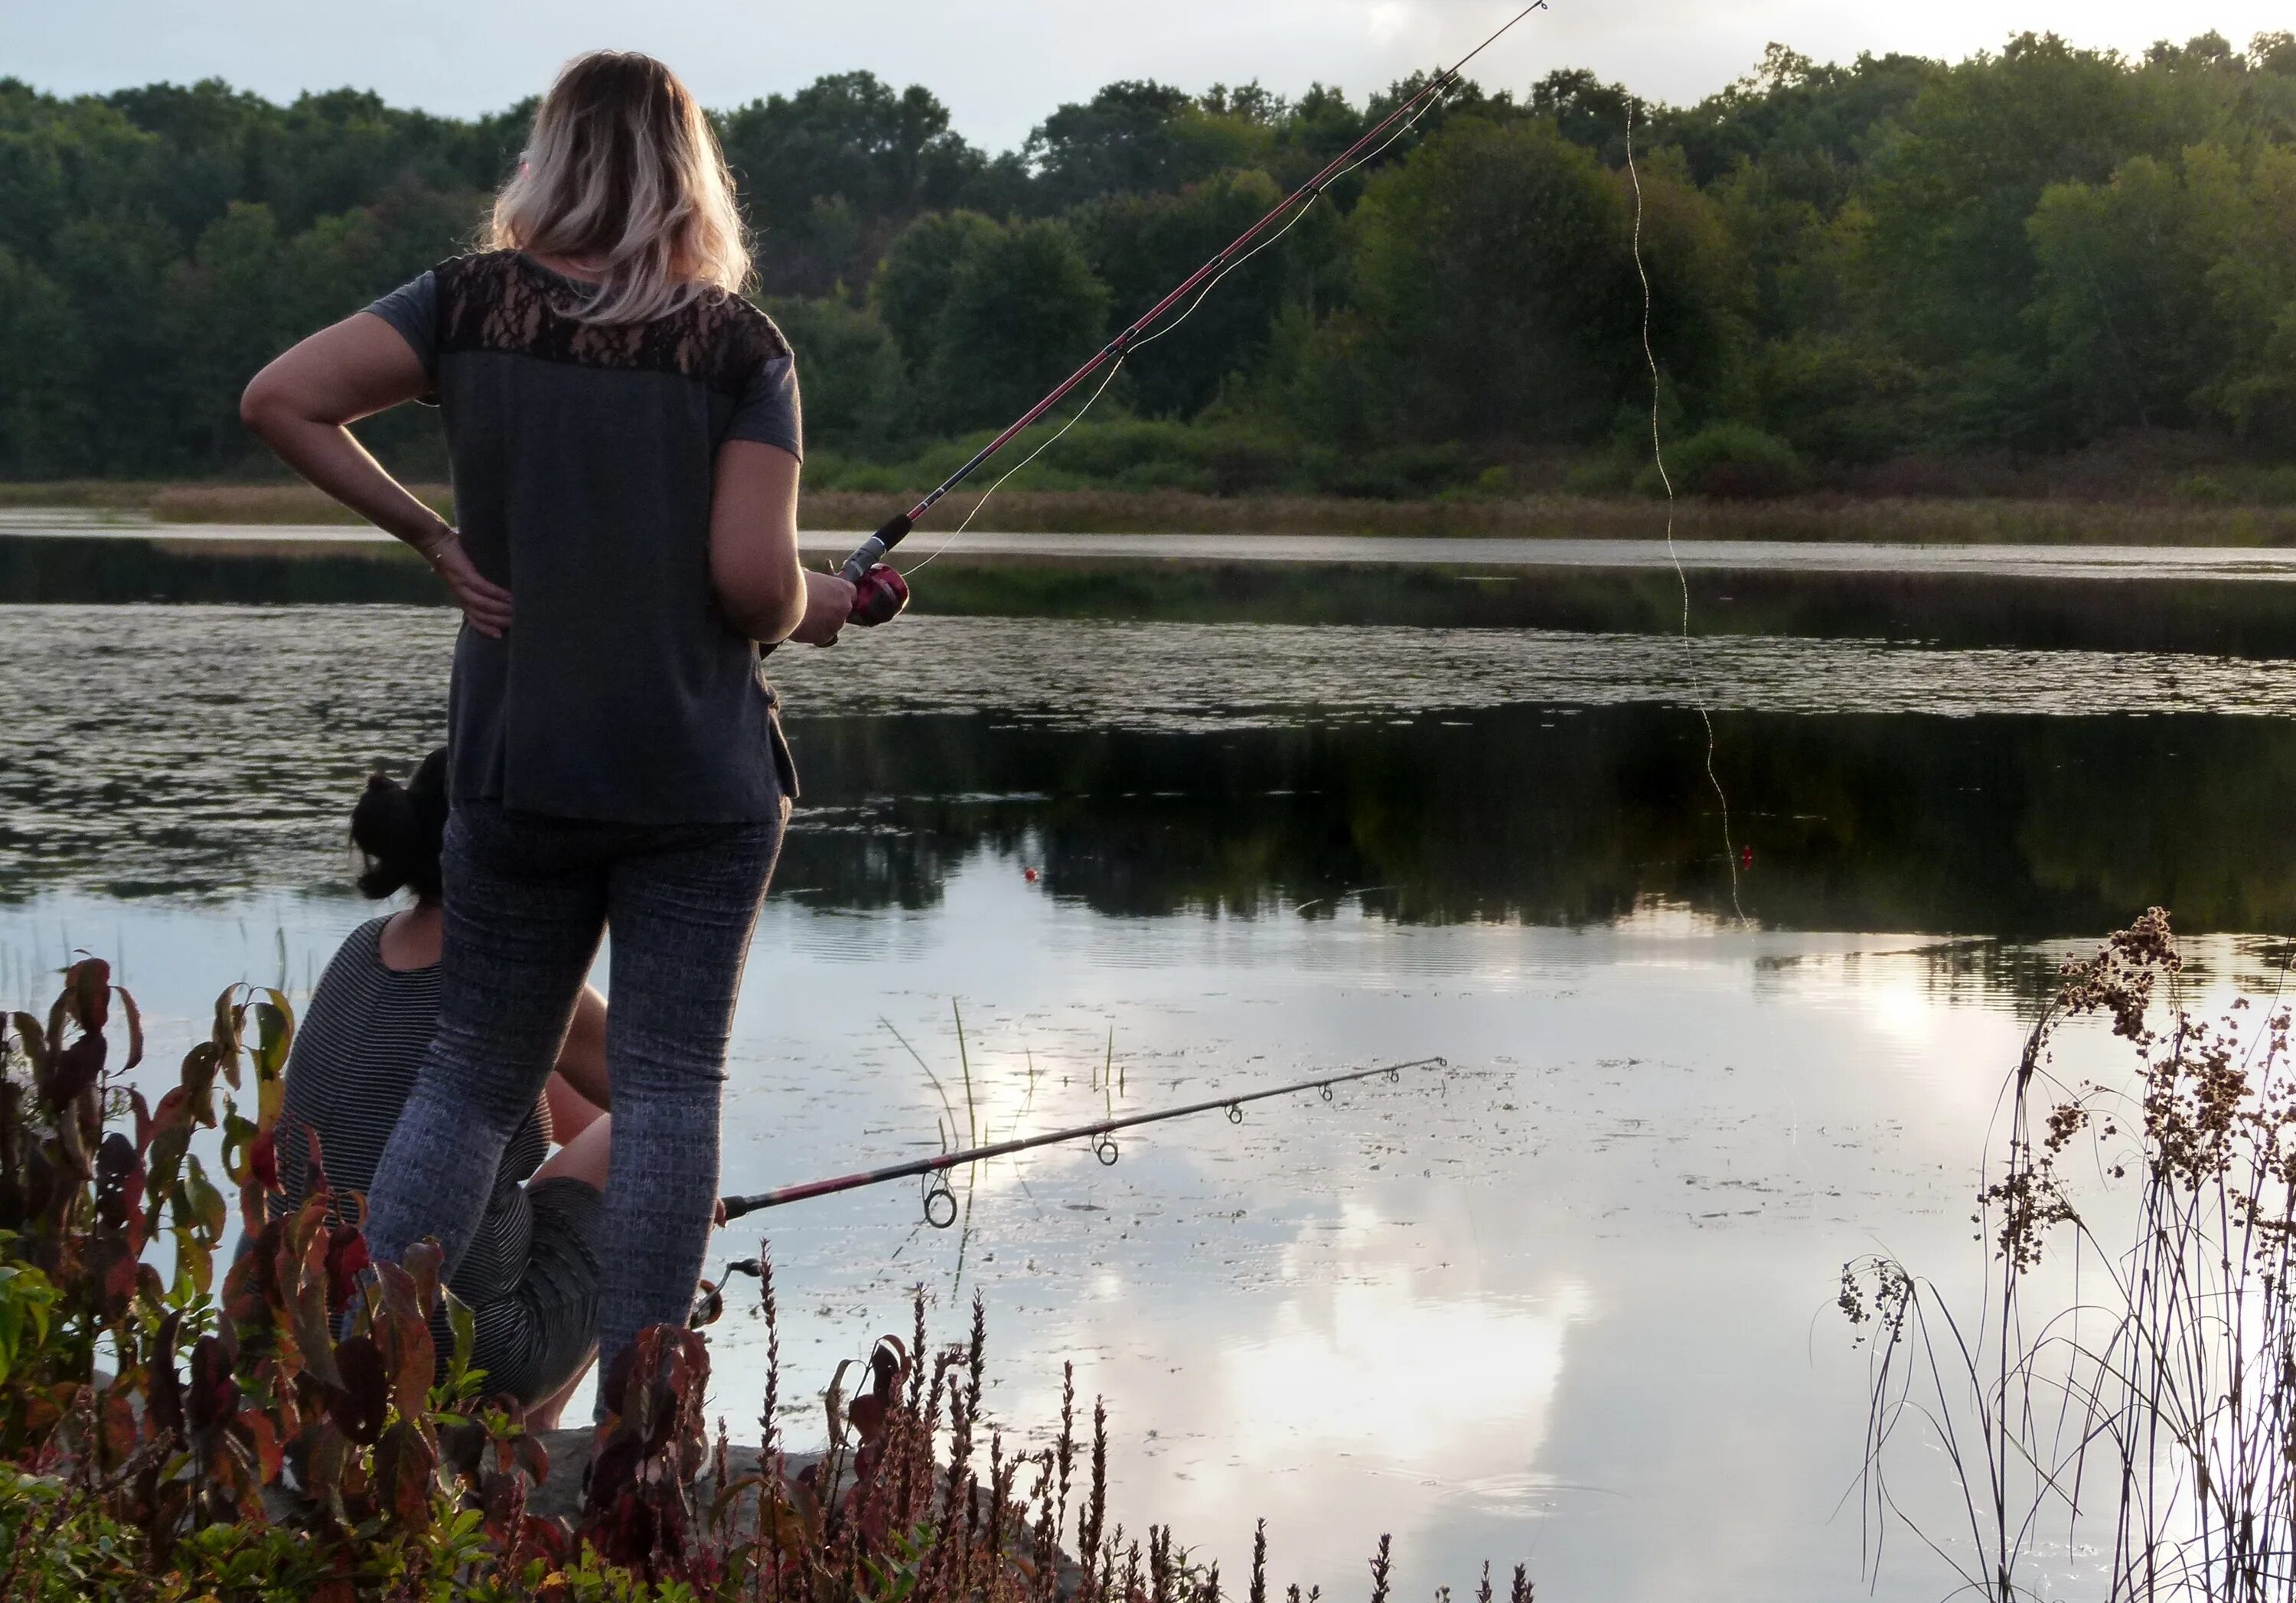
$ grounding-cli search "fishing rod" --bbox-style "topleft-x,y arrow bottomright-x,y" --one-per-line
719,1055 -> 1444,1228
836,1 -> 1551,627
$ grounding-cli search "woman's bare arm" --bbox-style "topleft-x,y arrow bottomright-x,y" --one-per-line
242,313 -> 513,637
710,439 -> 853,646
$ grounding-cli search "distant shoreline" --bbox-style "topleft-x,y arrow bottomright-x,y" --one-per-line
5,480 -> 2295,548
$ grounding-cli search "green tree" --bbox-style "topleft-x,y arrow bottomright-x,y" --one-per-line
2187,140 -> 2296,446
720,73 -> 986,295
0,83 -> 160,267
1072,168 -> 1338,417
765,295 -> 905,453
869,210 -> 1004,380
159,202 -> 305,468
48,207 -> 184,473
2026,151 -> 2225,434
925,220 -> 1109,432
0,248 -> 93,475
1338,117 -> 1745,444
1857,33 -> 2225,442
1529,68 -> 1636,165
1664,47 -> 1938,202
1024,81 -> 1269,210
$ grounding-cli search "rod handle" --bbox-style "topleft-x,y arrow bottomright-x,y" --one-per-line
719,1194 -> 765,1223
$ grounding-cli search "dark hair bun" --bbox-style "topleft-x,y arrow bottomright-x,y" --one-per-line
350,748 -> 449,901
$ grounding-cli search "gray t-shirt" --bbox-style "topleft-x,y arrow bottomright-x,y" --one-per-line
367,250 -> 802,823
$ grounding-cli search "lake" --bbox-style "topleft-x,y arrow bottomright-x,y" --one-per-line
4,582 -> 2291,1601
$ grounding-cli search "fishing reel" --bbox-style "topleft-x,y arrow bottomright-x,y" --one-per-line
847,562 -> 909,627
840,516 -> 912,630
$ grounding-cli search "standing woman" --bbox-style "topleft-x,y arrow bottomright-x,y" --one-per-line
242,51 -> 853,1402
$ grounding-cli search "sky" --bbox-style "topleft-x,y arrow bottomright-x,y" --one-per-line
4,0 -> 2290,151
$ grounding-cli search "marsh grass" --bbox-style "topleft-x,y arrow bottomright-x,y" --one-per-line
148,484 -> 459,525
12,478 -> 2296,545
1844,909 -> 2296,1600
739,490 -> 2296,547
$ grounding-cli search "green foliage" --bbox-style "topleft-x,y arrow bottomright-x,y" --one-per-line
4,34 -> 2296,487
870,210 -> 1004,383
764,295 -> 906,455
798,414 -> 1488,500
0,247 -> 92,476
1640,422 -> 1805,499
0,1263 -> 57,1383
719,73 -> 988,298
1336,118 -> 1744,445
1072,168 -> 1337,419
1022,80 -> 1269,212
873,217 -> 1108,434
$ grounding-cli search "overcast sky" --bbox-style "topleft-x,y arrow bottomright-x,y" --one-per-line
5,1 -> 2288,151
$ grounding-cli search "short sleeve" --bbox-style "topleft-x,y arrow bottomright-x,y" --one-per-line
365,271 -> 439,376
725,354 -> 802,460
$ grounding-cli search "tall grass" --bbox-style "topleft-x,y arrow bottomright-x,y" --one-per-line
1844,909 -> 2296,1599
14,478 -> 2296,546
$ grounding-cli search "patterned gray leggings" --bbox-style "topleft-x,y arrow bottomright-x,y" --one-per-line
360,800 -> 784,1417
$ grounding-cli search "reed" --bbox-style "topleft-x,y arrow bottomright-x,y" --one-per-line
146,481 -> 458,524
1844,908 -> 2296,1600
17,477 -> 2296,545
789,490 -> 2296,546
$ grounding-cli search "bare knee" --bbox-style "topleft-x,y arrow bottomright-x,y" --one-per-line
532,1113 -> 611,1191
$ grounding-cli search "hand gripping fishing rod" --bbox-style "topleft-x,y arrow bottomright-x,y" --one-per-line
835,1 -> 1550,629
719,1055 -> 1444,1228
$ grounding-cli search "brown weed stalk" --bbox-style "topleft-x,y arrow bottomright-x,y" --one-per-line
1847,908 -> 2296,1600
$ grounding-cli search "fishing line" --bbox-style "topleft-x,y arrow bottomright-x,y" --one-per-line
901,46 -> 1473,576
1625,100 -> 1746,927
901,357 -> 1130,575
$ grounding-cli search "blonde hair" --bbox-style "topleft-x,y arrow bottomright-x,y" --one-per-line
489,51 -> 751,325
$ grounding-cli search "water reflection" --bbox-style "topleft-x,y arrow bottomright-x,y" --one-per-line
8,603 -> 2296,1598
777,706 -> 2296,940
9,606 -> 2296,937
18,532 -> 2296,656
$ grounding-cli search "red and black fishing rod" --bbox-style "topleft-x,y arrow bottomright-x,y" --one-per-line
838,2 -> 1551,627
719,1055 -> 1443,1228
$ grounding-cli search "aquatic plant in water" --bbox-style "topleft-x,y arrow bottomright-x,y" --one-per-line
1845,907 -> 2296,1600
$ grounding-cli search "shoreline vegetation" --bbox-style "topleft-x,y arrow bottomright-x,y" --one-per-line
5,38 -> 2293,513
0,957 -> 1515,1603
1846,911 -> 2296,1596
8,479 -> 2296,547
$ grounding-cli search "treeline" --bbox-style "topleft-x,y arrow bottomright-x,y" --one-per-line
2,31 -> 2293,495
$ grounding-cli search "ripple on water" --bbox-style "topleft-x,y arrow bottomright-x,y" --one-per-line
6,604 -> 2294,900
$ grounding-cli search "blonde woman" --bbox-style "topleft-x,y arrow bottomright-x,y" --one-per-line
242,51 -> 851,1410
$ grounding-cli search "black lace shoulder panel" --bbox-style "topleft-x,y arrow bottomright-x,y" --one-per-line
431,251 -> 790,396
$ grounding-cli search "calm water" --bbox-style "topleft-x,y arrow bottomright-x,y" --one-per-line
5,600 -> 2292,1600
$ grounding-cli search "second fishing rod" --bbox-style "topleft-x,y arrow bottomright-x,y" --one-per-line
830,0 -> 1551,630
721,1054 -> 1445,1228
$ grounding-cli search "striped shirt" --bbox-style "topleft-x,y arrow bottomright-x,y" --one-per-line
272,917 -> 550,1308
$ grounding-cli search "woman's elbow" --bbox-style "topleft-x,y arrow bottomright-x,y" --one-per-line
750,580 -> 808,644
713,559 -> 806,643
239,370 -> 292,441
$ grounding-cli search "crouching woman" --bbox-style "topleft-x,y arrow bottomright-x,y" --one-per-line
272,752 -> 612,1426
